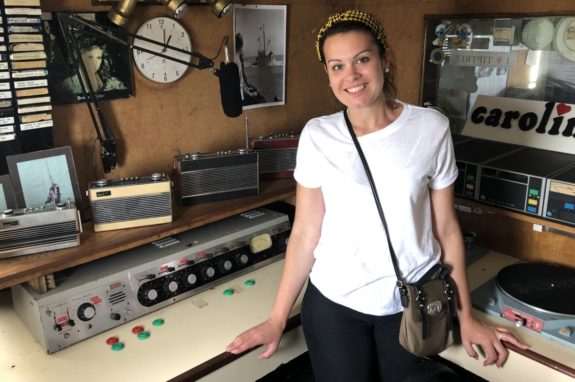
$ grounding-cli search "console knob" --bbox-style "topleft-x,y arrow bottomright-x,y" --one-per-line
168,280 -> 178,293
110,313 -> 122,321
77,303 -> 96,322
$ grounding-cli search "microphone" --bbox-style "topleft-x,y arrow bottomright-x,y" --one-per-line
216,38 -> 242,118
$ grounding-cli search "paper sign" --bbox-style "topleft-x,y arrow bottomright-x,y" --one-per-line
462,95 -> 575,155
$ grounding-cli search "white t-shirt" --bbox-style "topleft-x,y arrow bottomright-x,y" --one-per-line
293,103 -> 458,316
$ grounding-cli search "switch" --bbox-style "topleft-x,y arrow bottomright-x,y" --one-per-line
110,313 -> 122,321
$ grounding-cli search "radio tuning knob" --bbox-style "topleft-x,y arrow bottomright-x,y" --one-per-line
151,173 -> 162,181
96,179 -> 108,187
110,313 -> 122,321
2,209 -> 13,216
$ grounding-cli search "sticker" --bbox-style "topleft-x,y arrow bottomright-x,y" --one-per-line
18,104 -> 51,114
14,78 -> 47,89
20,111 -> 50,123
15,86 -> 47,97
8,34 -> 43,43
11,69 -> 47,78
0,125 -> 14,133
17,95 -> 50,105
11,60 -> 46,70
0,133 -> 16,142
20,118 -> 53,131
0,116 -> 15,125
10,51 -> 47,61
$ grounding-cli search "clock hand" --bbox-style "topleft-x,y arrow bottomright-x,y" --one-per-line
163,28 -> 166,45
162,34 -> 172,53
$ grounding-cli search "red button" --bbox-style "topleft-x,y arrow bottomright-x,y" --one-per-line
132,325 -> 144,334
106,336 -> 119,345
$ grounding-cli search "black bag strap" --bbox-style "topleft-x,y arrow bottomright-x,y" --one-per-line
343,110 -> 405,287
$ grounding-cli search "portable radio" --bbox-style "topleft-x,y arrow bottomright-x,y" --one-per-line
173,148 -> 259,205
0,201 -> 82,258
250,133 -> 299,180
87,173 -> 172,232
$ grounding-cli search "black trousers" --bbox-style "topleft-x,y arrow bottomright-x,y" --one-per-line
301,282 -> 420,382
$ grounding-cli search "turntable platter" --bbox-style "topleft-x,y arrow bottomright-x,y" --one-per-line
495,263 -> 575,316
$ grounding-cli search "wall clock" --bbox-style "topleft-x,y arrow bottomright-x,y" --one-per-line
132,16 -> 192,83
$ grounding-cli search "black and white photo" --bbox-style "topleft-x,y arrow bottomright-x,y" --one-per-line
234,5 -> 286,109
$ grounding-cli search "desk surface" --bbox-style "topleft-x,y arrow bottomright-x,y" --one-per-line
1,252 -> 574,382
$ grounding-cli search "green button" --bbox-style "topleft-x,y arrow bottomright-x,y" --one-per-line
529,189 -> 539,196
223,288 -> 235,296
244,279 -> 256,286
152,318 -> 165,327
111,342 -> 125,351
137,331 -> 151,340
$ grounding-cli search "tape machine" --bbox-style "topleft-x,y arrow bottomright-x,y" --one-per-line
250,133 -> 299,180
0,201 -> 82,258
174,149 -> 259,205
87,173 -> 172,232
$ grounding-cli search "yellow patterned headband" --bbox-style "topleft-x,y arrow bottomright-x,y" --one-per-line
316,10 -> 388,63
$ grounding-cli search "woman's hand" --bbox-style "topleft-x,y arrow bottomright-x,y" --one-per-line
225,318 -> 285,359
459,317 -> 528,367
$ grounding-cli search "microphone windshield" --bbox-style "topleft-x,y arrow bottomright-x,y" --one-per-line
219,61 -> 243,118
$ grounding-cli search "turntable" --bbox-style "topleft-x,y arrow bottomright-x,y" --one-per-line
471,262 -> 575,348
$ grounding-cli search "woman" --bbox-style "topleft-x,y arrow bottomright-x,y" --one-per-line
226,10 -> 526,381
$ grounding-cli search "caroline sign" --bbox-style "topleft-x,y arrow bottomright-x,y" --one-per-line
462,96 -> 575,155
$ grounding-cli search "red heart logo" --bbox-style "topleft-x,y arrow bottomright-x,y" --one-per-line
556,103 -> 572,116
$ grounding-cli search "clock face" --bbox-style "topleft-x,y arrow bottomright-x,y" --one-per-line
132,17 -> 192,83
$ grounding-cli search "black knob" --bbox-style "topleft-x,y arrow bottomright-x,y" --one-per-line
67,319 -> 75,327
110,313 -> 121,321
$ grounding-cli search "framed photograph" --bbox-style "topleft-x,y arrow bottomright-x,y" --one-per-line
0,175 -> 16,211
233,4 -> 287,110
42,12 -> 133,105
6,147 -> 83,215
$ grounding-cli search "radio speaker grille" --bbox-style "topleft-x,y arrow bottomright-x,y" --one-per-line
258,149 -> 297,173
0,221 -> 79,245
91,192 -> 172,224
180,163 -> 258,196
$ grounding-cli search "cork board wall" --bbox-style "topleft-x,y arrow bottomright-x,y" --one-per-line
45,0 -> 574,266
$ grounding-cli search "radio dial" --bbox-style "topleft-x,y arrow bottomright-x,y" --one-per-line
151,173 -> 162,181
95,179 -> 109,187
110,312 -> 121,321
77,303 -> 96,321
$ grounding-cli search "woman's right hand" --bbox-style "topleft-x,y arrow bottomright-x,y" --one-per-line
225,318 -> 285,359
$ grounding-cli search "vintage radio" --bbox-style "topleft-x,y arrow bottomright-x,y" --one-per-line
174,149 -> 259,205
11,208 -> 290,353
478,148 -> 575,216
453,138 -> 523,199
0,201 -> 82,258
250,133 -> 299,180
543,165 -> 575,225
87,173 -> 172,232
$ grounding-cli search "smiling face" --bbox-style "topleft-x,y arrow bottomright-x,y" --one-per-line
323,30 -> 388,110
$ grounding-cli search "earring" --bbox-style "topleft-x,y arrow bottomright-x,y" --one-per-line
385,67 -> 390,73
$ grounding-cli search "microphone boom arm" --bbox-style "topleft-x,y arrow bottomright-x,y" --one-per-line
56,13 -> 215,173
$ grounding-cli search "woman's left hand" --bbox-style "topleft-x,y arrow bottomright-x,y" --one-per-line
459,317 -> 529,367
